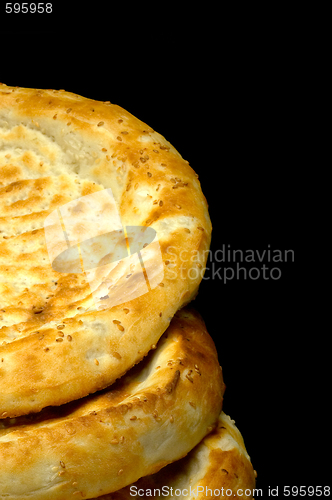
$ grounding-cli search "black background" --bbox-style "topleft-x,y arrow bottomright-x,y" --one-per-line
2,6 -> 321,499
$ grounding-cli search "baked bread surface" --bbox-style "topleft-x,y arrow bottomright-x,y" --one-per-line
97,412 -> 257,499
0,308 -> 224,499
0,84 -> 212,418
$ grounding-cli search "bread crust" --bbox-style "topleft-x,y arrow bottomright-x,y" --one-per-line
0,308 -> 224,499
0,84 -> 212,418
97,412 -> 257,499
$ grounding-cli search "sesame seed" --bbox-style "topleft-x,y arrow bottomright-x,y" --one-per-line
65,424 -> 76,435
97,121 -> 104,127
117,469 -> 124,476
113,319 -> 121,324
94,359 -> 99,365
117,324 -> 124,331
60,460 -> 65,468
130,415 -> 137,420
186,373 -> 194,383
117,136 -> 122,141
189,401 -> 196,409
1,412 -> 8,418
56,338 -> 63,342
170,415 -> 174,423
159,200 -> 163,206
53,114 -> 57,120
158,282 -> 164,287
112,351 -> 122,359
151,344 -> 157,350
44,347 -> 49,352
67,335 -> 72,341
147,172 -> 152,177
66,108 -> 72,113
102,147 -> 107,151
111,438 -> 119,444
159,312 -> 162,317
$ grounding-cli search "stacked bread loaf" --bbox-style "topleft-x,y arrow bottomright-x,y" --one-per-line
0,84 -> 256,499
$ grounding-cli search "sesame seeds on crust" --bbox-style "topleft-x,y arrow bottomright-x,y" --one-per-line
0,309 -> 224,499
0,84 -> 212,419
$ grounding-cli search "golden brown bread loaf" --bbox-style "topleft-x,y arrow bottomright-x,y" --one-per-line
0,308 -> 225,499
0,84 -> 212,418
96,412 -> 257,500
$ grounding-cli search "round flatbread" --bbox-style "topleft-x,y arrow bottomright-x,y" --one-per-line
97,412 -> 257,500
0,84 -> 212,418
0,308 -> 224,499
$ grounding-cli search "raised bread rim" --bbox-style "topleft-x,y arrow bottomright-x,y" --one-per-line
0,308 -> 224,499
97,412 -> 257,500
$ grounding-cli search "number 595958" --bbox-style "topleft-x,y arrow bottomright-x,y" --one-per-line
5,3 -> 53,13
